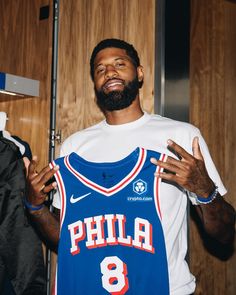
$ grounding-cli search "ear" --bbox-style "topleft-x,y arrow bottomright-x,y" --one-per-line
137,65 -> 144,83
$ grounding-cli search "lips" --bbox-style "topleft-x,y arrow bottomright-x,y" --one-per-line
103,79 -> 125,91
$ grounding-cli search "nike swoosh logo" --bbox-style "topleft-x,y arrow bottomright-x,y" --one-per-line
70,192 -> 91,203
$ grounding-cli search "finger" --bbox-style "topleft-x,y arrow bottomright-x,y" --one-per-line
192,136 -> 204,161
167,139 -> 193,161
151,156 -> 186,173
23,157 -> 31,175
35,165 -> 59,190
42,181 -> 58,194
155,170 -> 180,183
155,160 -> 183,176
32,180 -> 57,200
36,165 -> 56,181
151,158 -> 183,178
150,157 -> 158,165
164,156 -> 186,169
28,163 -> 51,185
28,156 -> 38,176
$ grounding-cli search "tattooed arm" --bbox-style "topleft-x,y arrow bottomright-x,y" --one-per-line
25,157 -> 60,248
151,137 -> 235,244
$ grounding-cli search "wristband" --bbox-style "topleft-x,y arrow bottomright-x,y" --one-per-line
196,186 -> 219,204
23,198 -> 44,211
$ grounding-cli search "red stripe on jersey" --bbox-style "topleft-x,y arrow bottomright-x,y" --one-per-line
65,148 -> 146,196
50,161 -> 66,227
154,153 -> 167,220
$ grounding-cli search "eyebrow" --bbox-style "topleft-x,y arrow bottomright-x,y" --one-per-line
95,57 -> 130,70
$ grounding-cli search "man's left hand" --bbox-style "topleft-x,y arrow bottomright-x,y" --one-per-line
151,136 -> 215,198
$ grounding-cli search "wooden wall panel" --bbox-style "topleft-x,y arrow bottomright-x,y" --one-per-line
224,2 -> 236,294
56,0 -> 155,153
190,0 -> 236,294
0,0 -> 53,169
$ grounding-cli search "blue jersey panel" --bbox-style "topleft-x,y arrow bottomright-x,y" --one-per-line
53,147 -> 169,295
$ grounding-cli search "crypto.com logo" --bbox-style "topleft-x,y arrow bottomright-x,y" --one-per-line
133,179 -> 147,195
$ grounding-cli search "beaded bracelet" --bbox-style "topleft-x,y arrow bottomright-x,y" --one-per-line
23,198 -> 44,211
196,186 -> 219,204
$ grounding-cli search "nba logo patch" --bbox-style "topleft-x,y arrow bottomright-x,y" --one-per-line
133,179 -> 147,195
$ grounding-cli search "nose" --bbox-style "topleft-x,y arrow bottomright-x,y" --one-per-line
105,65 -> 118,80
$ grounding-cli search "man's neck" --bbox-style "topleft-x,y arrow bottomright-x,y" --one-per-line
104,98 -> 144,125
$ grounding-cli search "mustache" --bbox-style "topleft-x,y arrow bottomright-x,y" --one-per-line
102,78 -> 125,89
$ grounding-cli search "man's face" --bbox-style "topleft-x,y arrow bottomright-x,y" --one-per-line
93,47 -> 143,111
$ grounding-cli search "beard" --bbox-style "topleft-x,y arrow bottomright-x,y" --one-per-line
95,76 -> 140,112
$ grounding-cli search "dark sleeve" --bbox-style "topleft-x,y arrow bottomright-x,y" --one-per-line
0,138 -> 46,295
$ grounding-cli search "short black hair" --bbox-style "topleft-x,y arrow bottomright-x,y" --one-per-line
90,38 -> 140,81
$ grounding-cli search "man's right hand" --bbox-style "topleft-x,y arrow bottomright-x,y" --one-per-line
27,156 -> 59,207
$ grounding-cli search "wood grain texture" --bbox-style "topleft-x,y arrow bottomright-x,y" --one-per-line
190,0 -> 236,294
0,0 -> 52,169
223,2 -> 236,294
56,0 -> 155,155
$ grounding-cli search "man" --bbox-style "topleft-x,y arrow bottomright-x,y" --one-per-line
26,39 -> 235,295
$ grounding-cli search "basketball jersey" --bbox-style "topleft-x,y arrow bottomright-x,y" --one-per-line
51,147 -> 169,295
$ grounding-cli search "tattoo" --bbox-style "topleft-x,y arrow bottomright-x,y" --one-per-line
196,194 -> 235,244
29,206 -> 60,249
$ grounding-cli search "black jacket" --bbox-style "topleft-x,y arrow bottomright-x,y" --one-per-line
0,134 -> 46,295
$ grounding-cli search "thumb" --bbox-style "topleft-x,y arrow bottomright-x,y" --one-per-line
23,157 -> 31,176
192,136 -> 203,160
28,155 -> 38,176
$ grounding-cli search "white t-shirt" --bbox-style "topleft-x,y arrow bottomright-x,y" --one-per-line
53,112 -> 227,295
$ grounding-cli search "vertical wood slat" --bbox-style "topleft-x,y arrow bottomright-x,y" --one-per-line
56,0 -> 155,154
0,0 -> 53,169
223,2 -> 236,294
190,0 -> 236,294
